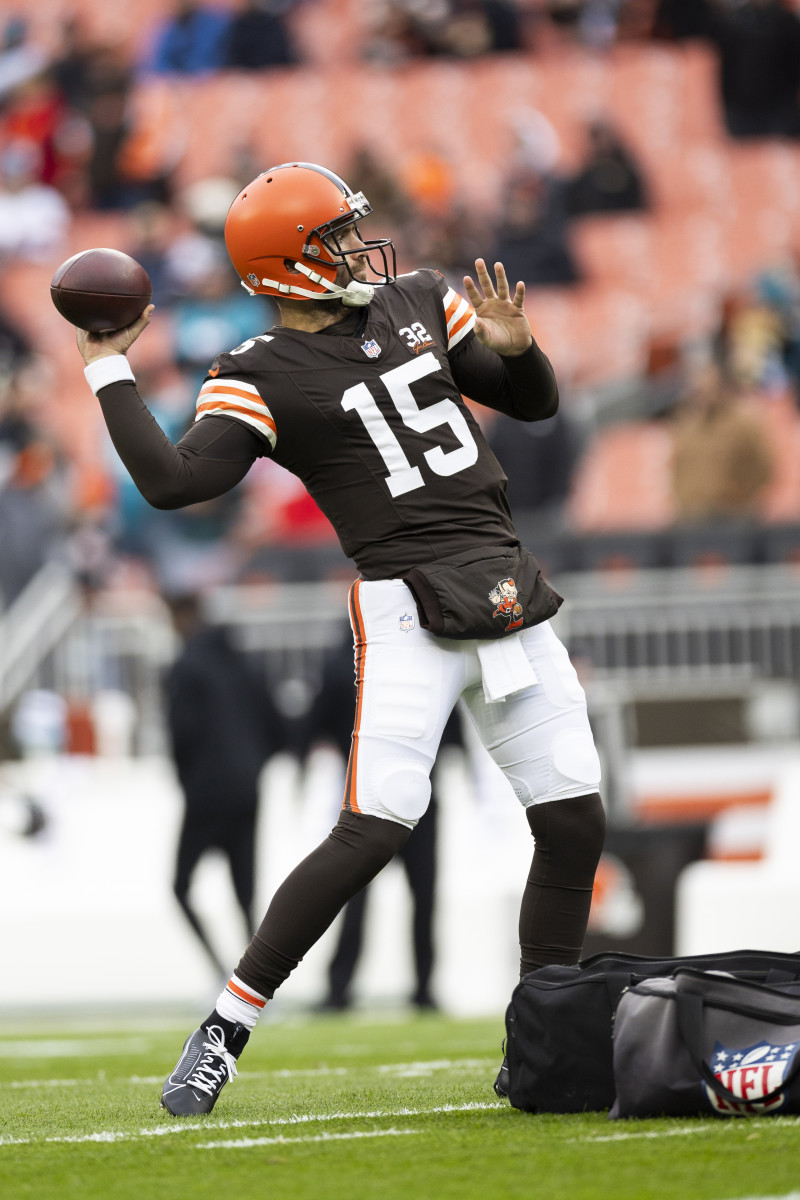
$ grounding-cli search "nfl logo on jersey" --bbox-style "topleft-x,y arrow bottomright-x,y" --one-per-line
361,339 -> 381,359
399,611 -> 415,632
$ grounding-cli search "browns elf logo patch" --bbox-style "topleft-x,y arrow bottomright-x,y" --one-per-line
489,577 -> 524,632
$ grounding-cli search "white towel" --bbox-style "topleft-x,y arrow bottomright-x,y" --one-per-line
477,635 -> 538,702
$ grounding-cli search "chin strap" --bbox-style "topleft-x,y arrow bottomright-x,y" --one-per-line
240,261 -> 375,307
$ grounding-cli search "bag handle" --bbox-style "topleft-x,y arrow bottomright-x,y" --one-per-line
675,990 -> 798,1108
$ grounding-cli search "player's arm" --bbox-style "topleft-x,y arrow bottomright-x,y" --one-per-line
77,311 -> 265,508
445,261 -> 558,421
450,334 -> 558,422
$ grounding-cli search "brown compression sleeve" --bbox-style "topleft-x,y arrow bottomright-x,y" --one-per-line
449,334 -> 559,421
519,793 -> 606,976
235,810 -> 411,999
96,380 -> 264,507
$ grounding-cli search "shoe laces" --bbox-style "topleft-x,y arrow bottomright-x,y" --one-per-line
185,1026 -> 238,1096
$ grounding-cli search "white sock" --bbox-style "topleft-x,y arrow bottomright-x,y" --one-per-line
215,973 -> 268,1030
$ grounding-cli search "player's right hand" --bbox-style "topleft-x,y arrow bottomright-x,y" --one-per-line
77,304 -> 155,366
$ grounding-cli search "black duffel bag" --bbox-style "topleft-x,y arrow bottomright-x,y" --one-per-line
611,968 -> 800,1118
504,949 -> 800,1113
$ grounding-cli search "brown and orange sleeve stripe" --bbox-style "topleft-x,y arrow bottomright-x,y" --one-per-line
443,287 -> 476,351
195,378 -> 277,449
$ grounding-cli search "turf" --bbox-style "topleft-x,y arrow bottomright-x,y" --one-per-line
1,1011 -> 799,1200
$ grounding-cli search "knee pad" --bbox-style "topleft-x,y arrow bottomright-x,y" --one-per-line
370,757 -> 432,827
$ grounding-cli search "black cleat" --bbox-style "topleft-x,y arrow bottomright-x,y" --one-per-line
160,1025 -> 238,1116
493,1053 -> 510,1100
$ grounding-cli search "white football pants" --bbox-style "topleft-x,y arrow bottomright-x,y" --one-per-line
343,579 -> 601,828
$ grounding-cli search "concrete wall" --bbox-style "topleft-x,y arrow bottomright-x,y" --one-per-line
0,744 -> 533,1017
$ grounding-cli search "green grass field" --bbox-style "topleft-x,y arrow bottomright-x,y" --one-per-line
1,1010 -> 799,1200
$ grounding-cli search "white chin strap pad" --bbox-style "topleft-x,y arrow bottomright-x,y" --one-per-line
340,281 -> 375,307
293,261 -> 375,306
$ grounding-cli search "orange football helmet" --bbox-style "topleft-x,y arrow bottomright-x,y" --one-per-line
224,162 -> 396,307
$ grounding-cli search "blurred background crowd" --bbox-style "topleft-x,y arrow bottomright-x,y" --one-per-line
4,1 -> 800,1008
4,0 -> 800,606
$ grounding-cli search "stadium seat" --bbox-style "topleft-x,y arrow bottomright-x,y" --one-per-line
567,421 -> 675,532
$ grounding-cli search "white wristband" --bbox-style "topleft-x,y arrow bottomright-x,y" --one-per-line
84,355 -> 135,396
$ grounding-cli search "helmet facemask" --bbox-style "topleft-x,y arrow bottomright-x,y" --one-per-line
307,197 -> 396,292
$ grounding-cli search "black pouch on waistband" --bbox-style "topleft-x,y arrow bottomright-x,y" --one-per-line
402,543 -> 562,640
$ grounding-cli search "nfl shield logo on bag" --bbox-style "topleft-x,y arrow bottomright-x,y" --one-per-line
361,339 -> 381,359
705,1038 -> 800,1115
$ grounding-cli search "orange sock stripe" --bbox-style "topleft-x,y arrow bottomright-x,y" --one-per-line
343,581 -> 366,814
227,979 -> 266,1008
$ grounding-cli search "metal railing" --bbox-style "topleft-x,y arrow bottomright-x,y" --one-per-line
4,565 -> 800,772
0,563 -> 84,712
551,565 -> 800,682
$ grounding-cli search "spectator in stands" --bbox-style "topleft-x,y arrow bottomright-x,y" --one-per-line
345,147 -> 410,231
544,1 -> 622,48
0,138 -> 69,262
0,17 -> 46,103
706,0 -> 800,140
81,43 -> 136,209
50,16 -> 95,111
225,0 -> 298,69
125,201 -> 177,308
170,239 -> 274,391
715,284 -> 789,395
651,0 -> 713,40
490,166 -> 581,288
755,257 -> 800,402
0,400 -> 68,608
166,592 -> 287,976
0,297 -> 32,381
670,360 -> 774,523
363,0 -> 524,62
564,119 -> 649,217
145,1 -> 232,75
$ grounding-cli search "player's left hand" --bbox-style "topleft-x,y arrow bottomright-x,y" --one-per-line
462,260 -> 532,357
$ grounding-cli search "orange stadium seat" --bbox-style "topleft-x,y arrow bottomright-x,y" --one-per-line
566,420 -> 675,532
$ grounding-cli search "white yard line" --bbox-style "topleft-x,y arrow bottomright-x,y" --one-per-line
714,1195 -> 800,1200
197,1128 -> 421,1149
0,1057 -> 497,1090
0,1038 -> 151,1058
572,1117 -> 800,1144
0,1100 -> 503,1149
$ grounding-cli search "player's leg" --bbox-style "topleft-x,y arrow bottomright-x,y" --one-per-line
462,619 -> 605,974
161,580 -> 462,1115
161,810 -> 410,1116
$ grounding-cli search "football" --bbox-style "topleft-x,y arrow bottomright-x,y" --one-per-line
50,248 -> 152,333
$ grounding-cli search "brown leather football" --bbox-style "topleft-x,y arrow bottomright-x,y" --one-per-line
50,248 -> 152,333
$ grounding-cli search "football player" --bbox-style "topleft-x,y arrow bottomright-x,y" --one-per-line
74,161 -> 605,1115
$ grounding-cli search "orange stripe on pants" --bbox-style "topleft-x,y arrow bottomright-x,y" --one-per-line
343,580 -> 366,813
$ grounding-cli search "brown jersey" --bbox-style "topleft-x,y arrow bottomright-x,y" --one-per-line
192,269 -> 552,579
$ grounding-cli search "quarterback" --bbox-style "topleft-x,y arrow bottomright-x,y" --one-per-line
75,161 -> 605,1115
